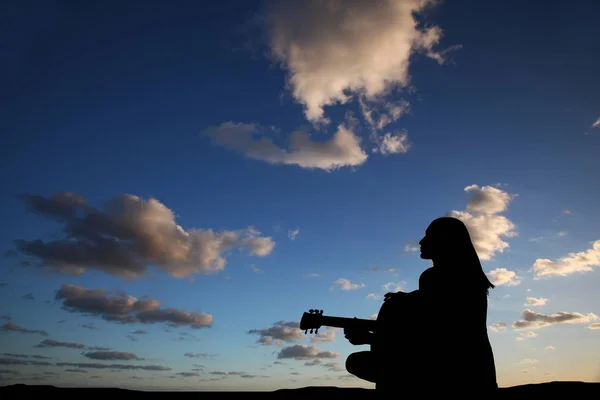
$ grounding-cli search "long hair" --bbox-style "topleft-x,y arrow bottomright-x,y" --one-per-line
427,217 -> 495,296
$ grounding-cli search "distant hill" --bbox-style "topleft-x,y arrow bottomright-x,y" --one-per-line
1,381 -> 598,398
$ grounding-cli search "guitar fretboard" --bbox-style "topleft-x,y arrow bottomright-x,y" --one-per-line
317,315 -> 376,331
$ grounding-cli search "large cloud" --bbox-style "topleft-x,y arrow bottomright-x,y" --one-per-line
55,284 -> 213,329
264,0 -> 447,125
13,192 -> 275,279
248,321 -> 303,345
204,121 -> 368,171
447,184 -> 518,260
512,309 -> 599,330
277,344 -> 339,360
532,240 -> 600,278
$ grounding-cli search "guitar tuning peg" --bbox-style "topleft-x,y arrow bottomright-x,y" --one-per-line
319,309 -> 323,314
315,328 -> 319,334
304,329 -> 308,334
310,329 -> 313,334
309,309 -> 314,314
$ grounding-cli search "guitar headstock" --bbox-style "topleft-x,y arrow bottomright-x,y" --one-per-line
299,309 -> 324,334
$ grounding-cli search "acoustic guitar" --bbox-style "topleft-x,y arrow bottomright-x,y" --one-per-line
299,309 -> 376,334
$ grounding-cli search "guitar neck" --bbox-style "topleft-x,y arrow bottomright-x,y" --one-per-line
319,315 -> 376,331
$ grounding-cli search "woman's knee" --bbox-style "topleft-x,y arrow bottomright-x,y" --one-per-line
345,351 -> 367,373
345,353 -> 356,372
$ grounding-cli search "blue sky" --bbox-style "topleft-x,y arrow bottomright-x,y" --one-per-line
1,0 -> 600,391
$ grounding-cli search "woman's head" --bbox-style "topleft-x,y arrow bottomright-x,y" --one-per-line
418,217 -> 495,294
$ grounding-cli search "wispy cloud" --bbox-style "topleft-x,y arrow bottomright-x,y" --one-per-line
1,322 -> 48,336
56,362 -> 170,371
515,331 -> 538,341
55,284 -> 213,329
184,353 -> 216,359
83,351 -> 140,361
204,121 -> 368,171
287,228 -> 300,241
331,278 -> 365,291
513,309 -> 598,330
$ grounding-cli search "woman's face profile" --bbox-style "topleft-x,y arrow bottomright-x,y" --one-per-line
418,229 -> 433,260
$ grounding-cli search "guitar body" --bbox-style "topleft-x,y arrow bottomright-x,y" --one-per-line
300,292 -> 426,391
373,290 -> 424,392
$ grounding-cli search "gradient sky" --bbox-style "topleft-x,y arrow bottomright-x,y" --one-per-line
1,0 -> 600,391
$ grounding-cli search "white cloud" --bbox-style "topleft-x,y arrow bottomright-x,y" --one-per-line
486,268 -> 521,286
264,0 -> 448,125
310,327 -> 338,343
372,131 -> 411,155
592,117 -> 600,129
404,244 -> 419,252
331,278 -> 365,291
488,322 -> 507,332
557,231 -> 567,237
204,121 -> 367,171
525,297 -> 548,307
447,185 -> 517,260
532,240 -> 600,278
366,293 -> 381,300
513,309 -> 599,330
382,281 -> 405,292
515,331 -> 538,341
519,358 -> 539,364
544,345 -> 555,350
360,98 -> 411,133
463,184 -> 514,214
287,229 -> 300,241
303,273 -> 320,278
589,323 -> 600,330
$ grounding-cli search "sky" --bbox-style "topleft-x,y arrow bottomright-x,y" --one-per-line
1,0 -> 600,391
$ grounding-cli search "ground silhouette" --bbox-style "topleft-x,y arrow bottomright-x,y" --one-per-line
1,381 -> 599,398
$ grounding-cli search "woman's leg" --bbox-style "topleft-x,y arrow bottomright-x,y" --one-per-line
345,351 -> 378,383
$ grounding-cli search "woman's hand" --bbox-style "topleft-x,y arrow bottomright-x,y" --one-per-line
344,324 -> 373,346
384,291 -> 406,302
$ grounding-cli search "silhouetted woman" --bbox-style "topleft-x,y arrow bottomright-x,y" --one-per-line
344,217 -> 498,395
